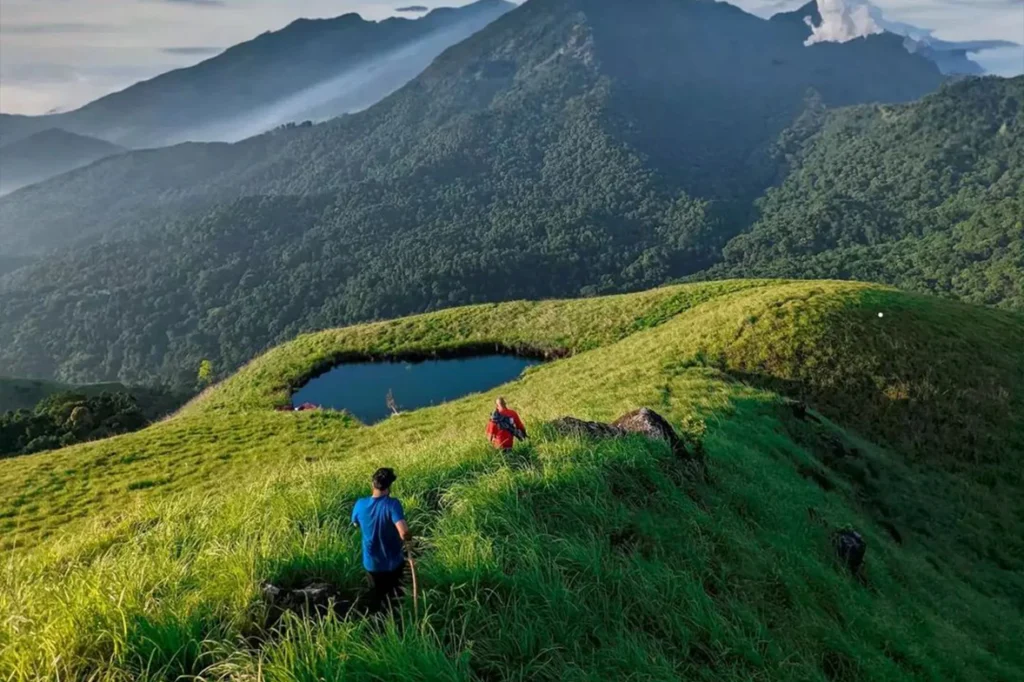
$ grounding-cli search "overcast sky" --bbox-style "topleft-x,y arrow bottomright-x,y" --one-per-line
1,0 -> 1022,115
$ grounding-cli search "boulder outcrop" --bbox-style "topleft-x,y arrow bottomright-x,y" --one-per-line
550,408 -> 695,461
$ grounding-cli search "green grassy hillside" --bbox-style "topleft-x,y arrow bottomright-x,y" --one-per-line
1,280 -> 1021,681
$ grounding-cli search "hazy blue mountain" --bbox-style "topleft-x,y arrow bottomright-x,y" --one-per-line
903,38 -> 1019,77
0,0 -> 514,150
0,114 -> 38,148
0,129 -> 126,196
0,0 -> 946,384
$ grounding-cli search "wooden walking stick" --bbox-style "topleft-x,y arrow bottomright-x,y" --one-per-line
406,542 -> 420,620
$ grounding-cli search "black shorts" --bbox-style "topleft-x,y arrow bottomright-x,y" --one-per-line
368,564 -> 406,611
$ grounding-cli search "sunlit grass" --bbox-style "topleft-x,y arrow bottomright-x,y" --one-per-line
1,280 -> 1021,680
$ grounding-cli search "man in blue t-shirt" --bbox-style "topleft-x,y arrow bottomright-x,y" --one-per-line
351,467 -> 412,612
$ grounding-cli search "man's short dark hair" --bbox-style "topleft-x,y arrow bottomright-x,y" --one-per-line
373,467 -> 397,491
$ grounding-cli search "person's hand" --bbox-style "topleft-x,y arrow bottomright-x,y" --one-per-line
405,536 -> 425,557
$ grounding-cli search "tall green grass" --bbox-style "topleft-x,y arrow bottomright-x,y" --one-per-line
1,280 -> 1021,680
3,401 -> 1019,680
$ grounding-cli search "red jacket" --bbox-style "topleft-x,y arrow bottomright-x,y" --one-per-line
487,408 -> 525,450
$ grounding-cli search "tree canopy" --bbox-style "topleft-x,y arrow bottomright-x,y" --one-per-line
707,77 -> 1024,310
0,391 -> 149,457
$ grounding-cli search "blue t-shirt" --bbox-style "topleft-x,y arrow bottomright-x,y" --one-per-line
351,495 -> 406,572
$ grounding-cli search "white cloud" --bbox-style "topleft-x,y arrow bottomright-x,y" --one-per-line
730,0 -> 1024,43
804,0 -> 885,44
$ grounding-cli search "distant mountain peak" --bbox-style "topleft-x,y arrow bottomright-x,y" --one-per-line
0,0 -> 514,154
771,1 -> 822,26
282,13 -> 366,30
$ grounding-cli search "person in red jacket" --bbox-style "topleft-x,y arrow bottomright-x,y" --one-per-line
486,397 -> 527,451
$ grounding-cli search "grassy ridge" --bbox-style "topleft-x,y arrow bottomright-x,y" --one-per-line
0,280 -> 769,549
186,280 -> 774,414
1,280 -> 1021,680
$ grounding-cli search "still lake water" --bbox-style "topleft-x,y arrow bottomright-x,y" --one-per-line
291,355 -> 542,424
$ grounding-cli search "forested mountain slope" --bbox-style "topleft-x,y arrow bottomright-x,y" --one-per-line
1,282 -> 1021,680
0,0 -> 945,385
706,76 -> 1023,309
0,0 -> 514,150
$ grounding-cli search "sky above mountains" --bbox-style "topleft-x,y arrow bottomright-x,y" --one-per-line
0,0 -> 1021,115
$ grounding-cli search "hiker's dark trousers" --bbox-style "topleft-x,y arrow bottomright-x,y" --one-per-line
368,563 -> 405,612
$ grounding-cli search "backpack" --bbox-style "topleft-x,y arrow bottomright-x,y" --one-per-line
491,410 -> 525,440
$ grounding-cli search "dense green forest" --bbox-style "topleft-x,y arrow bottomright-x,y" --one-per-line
0,386 -> 190,457
706,77 -> 1024,309
0,0 -> 949,386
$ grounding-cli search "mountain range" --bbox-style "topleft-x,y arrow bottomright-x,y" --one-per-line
0,0 -> 967,385
0,0 -> 514,150
705,76 -> 1023,309
1,0 -> 1012,195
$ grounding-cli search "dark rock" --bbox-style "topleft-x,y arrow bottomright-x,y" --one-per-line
832,529 -> 867,573
611,408 -> 689,459
784,399 -> 822,424
550,408 -> 696,461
